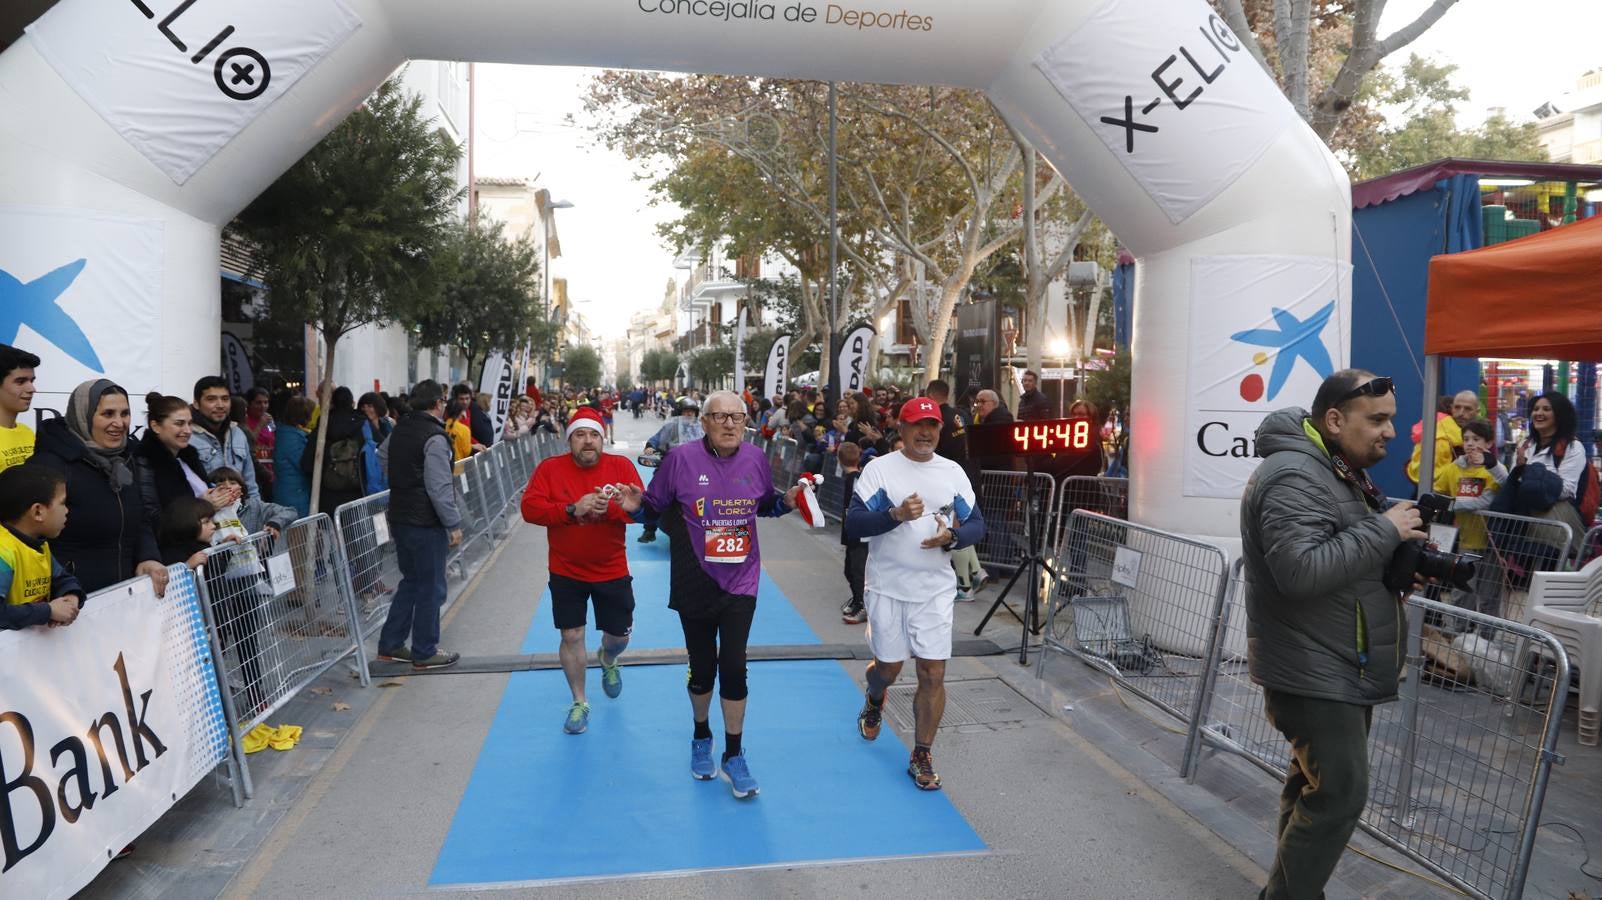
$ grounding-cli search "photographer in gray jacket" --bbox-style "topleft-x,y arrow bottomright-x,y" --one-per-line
1240,369 -> 1426,900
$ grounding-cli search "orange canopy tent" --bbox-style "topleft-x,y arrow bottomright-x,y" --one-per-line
1425,212 -> 1602,360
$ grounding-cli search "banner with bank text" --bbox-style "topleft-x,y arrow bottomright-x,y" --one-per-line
763,334 -> 791,400
0,568 -> 229,899
0,207 -> 164,421
1183,256 -> 1352,499
29,0 -> 362,184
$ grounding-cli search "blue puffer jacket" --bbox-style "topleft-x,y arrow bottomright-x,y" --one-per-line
272,426 -> 312,518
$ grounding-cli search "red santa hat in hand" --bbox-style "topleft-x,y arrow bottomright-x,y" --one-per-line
795,472 -> 826,528
565,407 -> 605,441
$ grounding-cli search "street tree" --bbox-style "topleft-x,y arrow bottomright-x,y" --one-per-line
412,212 -> 548,376
1345,55 -> 1547,180
563,343 -> 602,390
233,74 -> 461,512
1217,0 -> 1464,142
688,345 -> 736,390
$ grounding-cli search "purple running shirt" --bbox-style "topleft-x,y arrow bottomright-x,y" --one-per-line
640,438 -> 789,604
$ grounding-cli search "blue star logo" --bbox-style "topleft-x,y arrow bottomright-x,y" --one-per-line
1229,301 -> 1335,401
0,259 -> 104,373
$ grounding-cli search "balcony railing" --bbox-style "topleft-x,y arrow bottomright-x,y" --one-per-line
1573,137 -> 1602,165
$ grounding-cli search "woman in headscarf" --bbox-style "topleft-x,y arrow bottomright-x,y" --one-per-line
29,379 -> 168,594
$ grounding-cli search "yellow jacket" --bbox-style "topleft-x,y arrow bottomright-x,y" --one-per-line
1406,413 -> 1462,485
1433,455 -> 1506,551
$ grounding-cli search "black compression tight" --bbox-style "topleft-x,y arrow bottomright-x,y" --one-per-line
679,601 -> 755,701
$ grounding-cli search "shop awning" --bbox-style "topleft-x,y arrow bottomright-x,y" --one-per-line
1425,213 -> 1602,360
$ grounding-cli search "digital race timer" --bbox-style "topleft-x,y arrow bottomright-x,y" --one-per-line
965,417 -> 1097,458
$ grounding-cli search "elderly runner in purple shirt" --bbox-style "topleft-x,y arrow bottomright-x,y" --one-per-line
616,390 -> 801,799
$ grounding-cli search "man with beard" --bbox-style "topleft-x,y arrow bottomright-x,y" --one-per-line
521,407 -> 643,734
1242,370 -> 1426,899
191,376 -> 259,500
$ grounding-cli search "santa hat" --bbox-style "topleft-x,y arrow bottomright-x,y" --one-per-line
565,407 -> 605,440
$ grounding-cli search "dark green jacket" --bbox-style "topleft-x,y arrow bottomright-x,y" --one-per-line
1240,408 -> 1405,705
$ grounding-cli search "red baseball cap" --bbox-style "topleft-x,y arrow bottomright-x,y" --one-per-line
899,397 -> 942,424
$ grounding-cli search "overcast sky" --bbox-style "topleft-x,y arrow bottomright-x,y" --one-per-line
471,0 -> 1602,343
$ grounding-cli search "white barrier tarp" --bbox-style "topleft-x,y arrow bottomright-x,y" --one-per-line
0,570 -> 229,899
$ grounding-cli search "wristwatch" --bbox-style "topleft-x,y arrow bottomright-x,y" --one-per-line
565,503 -> 577,521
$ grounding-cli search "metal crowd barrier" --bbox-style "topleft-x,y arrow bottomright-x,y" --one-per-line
1040,509 -> 1231,736
197,515 -> 364,743
334,435 -> 551,684
1186,559 -> 1572,900
816,455 -> 845,523
974,469 -> 1056,576
1444,509 -> 1575,627
1055,476 -> 1128,544
1577,524 -> 1602,566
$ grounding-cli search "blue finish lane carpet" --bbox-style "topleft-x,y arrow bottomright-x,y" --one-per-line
430,456 -> 984,886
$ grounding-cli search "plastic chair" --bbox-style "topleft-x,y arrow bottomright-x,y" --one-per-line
1523,556 -> 1602,745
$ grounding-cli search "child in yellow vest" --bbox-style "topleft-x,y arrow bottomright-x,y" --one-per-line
0,465 -> 85,629
1433,420 -> 1506,620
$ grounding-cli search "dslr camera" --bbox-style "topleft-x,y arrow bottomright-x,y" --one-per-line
1382,493 -> 1479,593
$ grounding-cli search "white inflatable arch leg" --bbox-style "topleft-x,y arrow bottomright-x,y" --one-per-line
0,0 -> 1348,540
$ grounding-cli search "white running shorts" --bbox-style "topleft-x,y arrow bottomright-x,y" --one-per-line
864,589 -> 953,662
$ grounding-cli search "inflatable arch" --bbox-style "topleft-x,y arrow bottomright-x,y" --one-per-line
0,0 -> 1351,538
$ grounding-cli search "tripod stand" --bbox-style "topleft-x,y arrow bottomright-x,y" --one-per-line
974,462 -> 1057,665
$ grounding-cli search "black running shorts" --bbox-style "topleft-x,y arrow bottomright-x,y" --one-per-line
549,573 -> 635,635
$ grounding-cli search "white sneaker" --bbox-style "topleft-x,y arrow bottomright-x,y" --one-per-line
974,570 -> 992,591
955,587 -> 974,602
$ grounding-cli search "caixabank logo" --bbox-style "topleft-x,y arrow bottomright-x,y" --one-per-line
1183,256 -> 1348,500
0,208 -> 164,412
1227,300 -> 1335,403
0,259 -> 104,374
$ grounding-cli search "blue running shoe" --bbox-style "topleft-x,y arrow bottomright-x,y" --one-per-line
720,750 -> 759,799
690,737 -> 716,780
598,648 -> 623,699
563,701 -> 590,735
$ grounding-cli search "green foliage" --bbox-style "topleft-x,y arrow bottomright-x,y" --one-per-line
1086,348 -> 1132,421
616,372 -> 634,393
1348,55 -> 1548,180
741,327 -> 780,370
640,348 -> 681,384
233,74 -> 463,344
688,344 -> 735,388
562,344 -> 602,390
410,213 -> 547,372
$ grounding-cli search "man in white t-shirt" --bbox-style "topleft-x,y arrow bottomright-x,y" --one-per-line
844,396 -> 985,790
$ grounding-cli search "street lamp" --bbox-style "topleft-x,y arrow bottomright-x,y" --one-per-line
543,198 -> 574,386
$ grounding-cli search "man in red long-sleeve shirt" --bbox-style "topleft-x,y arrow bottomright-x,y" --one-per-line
521,407 -> 643,735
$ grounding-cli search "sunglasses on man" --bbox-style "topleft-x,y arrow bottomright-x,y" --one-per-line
1335,376 -> 1394,405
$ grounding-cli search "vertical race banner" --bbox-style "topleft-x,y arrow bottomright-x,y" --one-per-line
836,325 -> 876,397
29,0 -> 363,185
0,207 -> 164,419
478,352 -> 514,438
763,334 -> 791,401
954,299 -> 999,401
0,568 -> 230,900
1184,255 -> 1352,498
220,331 -> 254,396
